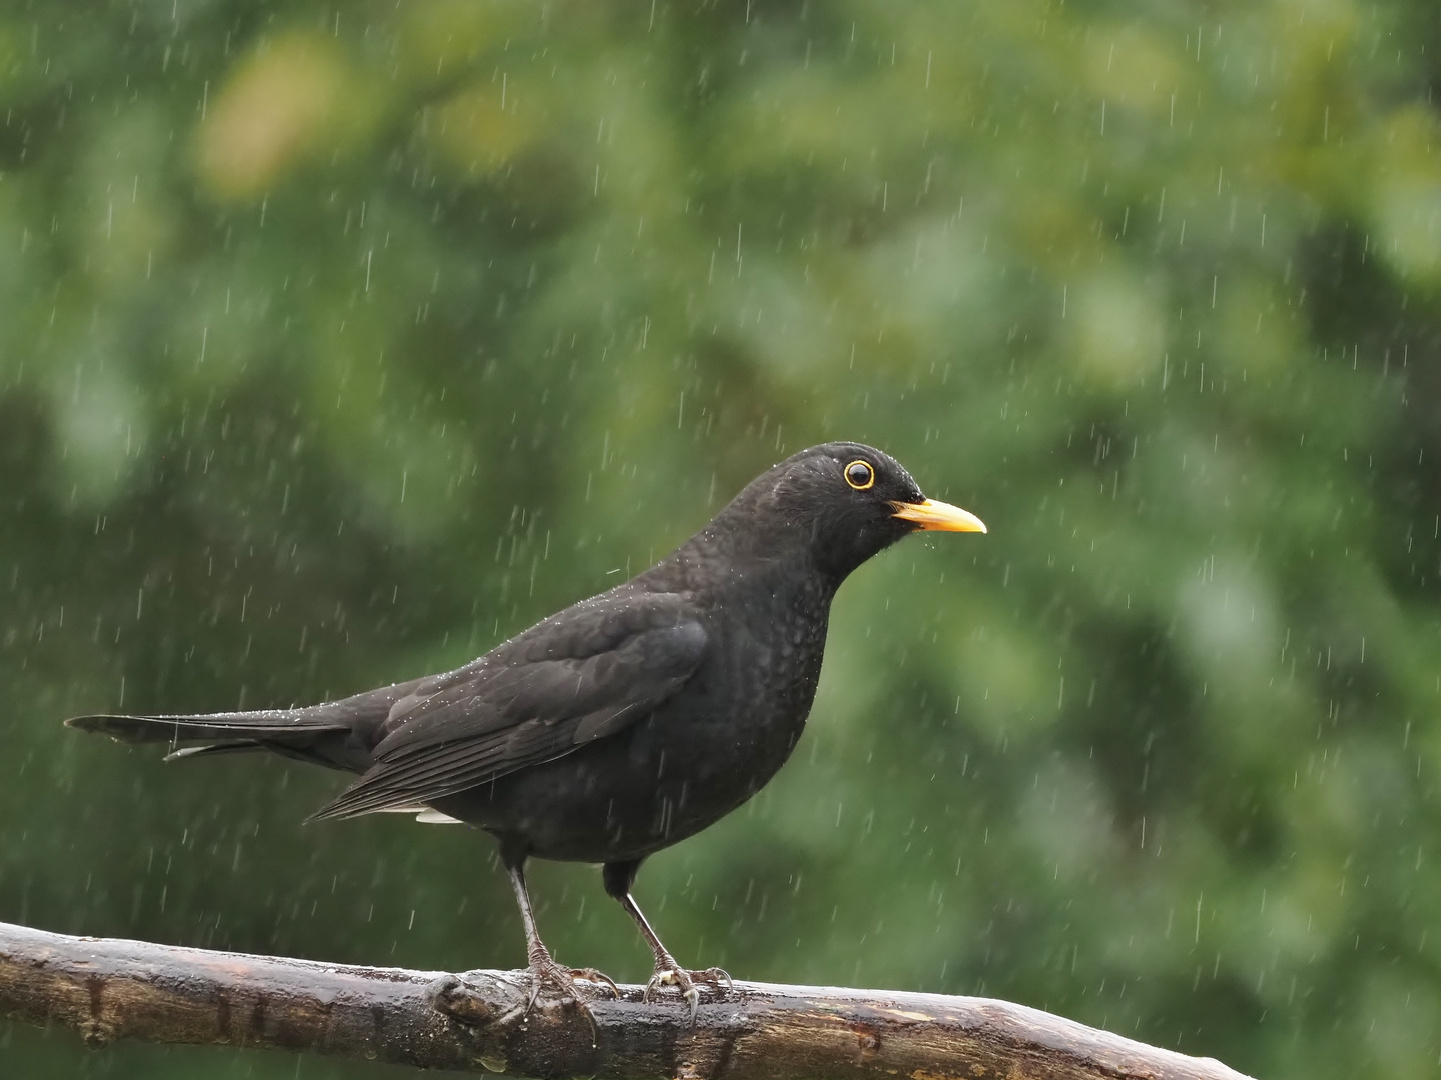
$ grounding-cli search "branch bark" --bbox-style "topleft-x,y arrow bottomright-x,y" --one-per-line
0,920 -> 1251,1079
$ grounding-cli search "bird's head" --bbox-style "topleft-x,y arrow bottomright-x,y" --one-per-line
719,442 -> 985,582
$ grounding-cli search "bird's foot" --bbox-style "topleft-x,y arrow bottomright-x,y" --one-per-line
523,955 -> 619,1015
644,958 -> 733,1023
493,953 -> 618,1039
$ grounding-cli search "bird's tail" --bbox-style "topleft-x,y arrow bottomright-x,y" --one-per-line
65,710 -> 355,766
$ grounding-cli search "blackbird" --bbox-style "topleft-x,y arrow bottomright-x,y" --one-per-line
68,442 -> 984,1017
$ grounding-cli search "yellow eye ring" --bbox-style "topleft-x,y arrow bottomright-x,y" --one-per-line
844,460 -> 875,490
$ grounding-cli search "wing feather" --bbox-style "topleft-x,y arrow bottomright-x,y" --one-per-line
310,593 -> 705,820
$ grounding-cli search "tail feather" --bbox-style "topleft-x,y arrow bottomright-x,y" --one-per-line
66,711 -> 349,746
163,740 -> 267,762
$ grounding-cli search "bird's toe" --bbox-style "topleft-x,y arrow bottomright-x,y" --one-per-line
643,964 -> 690,1002
567,965 -> 620,999
526,956 -> 616,1012
645,961 -> 730,1021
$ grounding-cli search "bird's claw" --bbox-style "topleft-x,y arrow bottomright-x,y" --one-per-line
501,955 -> 617,1042
644,963 -> 733,1023
523,957 -> 618,1014
568,966 -> 621,999
690,966 -> 734,990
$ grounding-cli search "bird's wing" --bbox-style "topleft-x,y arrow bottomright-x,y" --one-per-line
309,592 -> 707,819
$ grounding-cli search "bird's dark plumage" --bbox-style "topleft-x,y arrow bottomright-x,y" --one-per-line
67,442 -> 984,1016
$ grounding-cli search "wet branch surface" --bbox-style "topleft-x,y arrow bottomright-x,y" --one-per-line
0,920 -> 1252,1079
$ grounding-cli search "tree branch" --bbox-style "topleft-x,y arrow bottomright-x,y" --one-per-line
0,920 -> 1251,1079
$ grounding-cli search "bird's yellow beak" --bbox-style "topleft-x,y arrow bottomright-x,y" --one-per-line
890,499 -> 987,533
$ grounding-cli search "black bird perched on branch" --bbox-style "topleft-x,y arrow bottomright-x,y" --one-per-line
68,442 -> 984,1018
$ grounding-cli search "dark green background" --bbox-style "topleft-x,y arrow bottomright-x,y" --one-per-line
3,1 -> 1441,1076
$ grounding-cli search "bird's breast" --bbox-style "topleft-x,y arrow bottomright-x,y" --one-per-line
668,574 -> 833,772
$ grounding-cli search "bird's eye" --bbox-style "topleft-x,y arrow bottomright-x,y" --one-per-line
844,460 -> 875,490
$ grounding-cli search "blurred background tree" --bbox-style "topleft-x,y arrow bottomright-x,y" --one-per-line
2,1 -> 1440,1076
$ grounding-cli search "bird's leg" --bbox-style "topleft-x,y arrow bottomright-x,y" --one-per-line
506,859 -> 617,1015
602,860 -> 731,1022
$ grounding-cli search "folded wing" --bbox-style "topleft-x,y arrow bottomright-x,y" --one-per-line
309,592 -> 707,820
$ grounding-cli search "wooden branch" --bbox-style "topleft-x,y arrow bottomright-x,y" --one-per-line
0,920 -> 1251,1079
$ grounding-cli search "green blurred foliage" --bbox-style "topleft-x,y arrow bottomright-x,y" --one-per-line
2,0 -> 1441,1076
